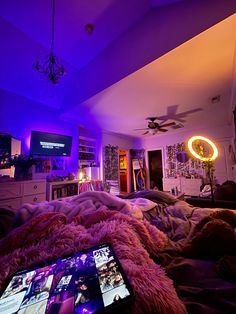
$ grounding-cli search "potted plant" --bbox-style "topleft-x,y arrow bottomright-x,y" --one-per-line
9,155 -> 36,181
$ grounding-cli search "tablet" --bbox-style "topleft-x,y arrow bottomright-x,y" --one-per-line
0,243 -> 134,314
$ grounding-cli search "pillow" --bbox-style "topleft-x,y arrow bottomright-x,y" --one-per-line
124,197 -> 158,219
119,190 -> 178,205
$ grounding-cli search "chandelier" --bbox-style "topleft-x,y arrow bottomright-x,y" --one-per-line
34,0 -> 65,84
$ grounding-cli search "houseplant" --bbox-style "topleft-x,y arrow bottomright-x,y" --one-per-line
9,155 -> 36,181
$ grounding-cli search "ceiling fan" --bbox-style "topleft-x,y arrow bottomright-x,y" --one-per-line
135,117 -> 176,135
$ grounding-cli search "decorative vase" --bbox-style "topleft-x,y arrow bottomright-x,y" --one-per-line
14,166 -> 32,181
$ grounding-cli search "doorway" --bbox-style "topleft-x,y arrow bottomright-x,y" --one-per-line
148,150 -> 163,190
119,150 -> 129,193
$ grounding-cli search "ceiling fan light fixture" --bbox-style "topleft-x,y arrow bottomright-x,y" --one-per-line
136,117 -> 176,135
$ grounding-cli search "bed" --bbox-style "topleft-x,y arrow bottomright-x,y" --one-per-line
0,190 -> 235,314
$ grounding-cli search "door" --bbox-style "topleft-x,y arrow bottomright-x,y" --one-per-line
148,150 -> 163,190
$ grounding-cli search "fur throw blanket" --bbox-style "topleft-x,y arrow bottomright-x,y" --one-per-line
0,209 -> 186,314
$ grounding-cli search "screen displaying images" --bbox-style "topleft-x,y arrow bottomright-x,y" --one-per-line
0,244 -> 133,314
30,131 -> 72,157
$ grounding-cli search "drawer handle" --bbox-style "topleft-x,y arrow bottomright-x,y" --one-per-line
33,197 -> 38,202
34,185 -> 38,189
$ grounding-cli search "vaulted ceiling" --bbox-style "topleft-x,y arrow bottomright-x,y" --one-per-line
0,0 -> 236,137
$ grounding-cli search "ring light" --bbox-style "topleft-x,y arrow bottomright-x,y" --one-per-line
188,136 -> 218,161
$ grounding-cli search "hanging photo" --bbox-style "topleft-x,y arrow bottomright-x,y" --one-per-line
52,158 -> 66,170
35,158 -> 52,173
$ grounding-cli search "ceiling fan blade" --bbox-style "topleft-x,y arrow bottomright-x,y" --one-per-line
159,122 -> 176,128
134,128 -> 149,131
158,128 -> 168,132
143,131 -> 149,135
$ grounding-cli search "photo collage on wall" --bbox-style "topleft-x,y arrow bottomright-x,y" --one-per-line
166,142 -> 203,178
35,158 -> 66,173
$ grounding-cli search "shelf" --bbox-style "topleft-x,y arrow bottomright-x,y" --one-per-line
79,136 -> 96,165
79,145 -> 95,149
46,180 -> 79,201
49,179 -> 79,186
79,159 -> 96,162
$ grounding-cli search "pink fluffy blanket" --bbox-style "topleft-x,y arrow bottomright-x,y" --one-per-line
0,209 -> 186,314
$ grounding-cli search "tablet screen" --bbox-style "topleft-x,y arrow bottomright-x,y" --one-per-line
0,243 -> 133,314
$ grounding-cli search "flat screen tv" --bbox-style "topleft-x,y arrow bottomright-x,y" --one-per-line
30,130 -> 72,156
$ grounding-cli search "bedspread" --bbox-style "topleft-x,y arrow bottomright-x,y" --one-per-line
15,191 -> 157,226
143,200 -> 224,241
120,190 -> 235,242
0,206 -> 187,314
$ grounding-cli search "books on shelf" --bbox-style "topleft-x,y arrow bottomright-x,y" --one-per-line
46,180 -> 79,201
79,180 -> 103,193
51,183 -> 78,200
106,180 -> 120,195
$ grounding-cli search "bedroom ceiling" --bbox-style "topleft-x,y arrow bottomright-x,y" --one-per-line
0,0 -> 236,137
71,14 -> 236,136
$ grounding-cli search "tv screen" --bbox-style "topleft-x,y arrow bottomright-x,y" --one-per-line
30,131 -> 72,156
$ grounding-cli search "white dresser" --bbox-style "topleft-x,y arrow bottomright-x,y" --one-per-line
163,178 -> 202,196
0,180 -> 46,210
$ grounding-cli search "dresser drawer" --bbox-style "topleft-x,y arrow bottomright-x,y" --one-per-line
0,197 -> 22,210
22,193 -> 46,204
0,182 -> 22,200
181,179 -> 202,196
23,181 -> 46,196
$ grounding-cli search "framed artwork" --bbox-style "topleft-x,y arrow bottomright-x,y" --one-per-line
35,158 -> 51,173
52,158 -> 65,170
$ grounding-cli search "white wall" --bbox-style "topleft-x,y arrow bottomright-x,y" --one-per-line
141,124 -> 235,184
102,131 -> 138,148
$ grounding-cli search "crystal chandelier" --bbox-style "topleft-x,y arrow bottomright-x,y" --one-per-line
34,0 -> 65,84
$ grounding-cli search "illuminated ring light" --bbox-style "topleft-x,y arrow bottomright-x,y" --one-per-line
188,136 -> 218,161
